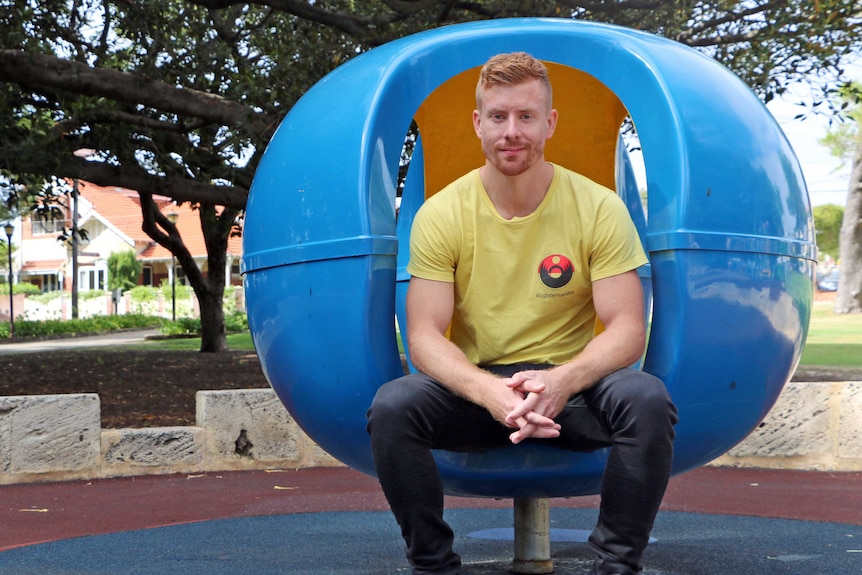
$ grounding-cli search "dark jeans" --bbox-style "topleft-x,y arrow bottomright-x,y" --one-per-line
366,365 -> 678,575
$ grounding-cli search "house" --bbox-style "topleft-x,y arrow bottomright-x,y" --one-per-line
14,180 -> 243,295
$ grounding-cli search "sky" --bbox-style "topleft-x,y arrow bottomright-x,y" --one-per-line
765,60 -> 862,208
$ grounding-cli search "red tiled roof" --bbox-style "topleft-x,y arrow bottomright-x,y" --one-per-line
21,259 -> 65,272
75,182 -> 242,260
138,202 -> 243,261
75,181 -> 150,242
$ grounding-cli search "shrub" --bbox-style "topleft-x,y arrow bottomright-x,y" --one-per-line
5,314 -> 163,338
160,317 -> 201,336
80,289 -> 107,301
158,312 -> 248,336
107,250 -> 142,291
0,282 -> 42,296
128,285 -> 159,315
27,289 -> 63,304
225,311 -> 249,332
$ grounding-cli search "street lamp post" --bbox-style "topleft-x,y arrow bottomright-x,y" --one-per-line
70,179 -> 80,319
166,212 -> 178,322
4,222 -> 13,339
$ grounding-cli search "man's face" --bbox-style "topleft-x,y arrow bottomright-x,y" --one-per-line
473,79 -> 557,177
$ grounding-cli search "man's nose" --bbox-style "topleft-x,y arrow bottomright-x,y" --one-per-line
503,117 -> 521,139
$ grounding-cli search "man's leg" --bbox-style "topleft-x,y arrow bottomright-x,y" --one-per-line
366,373 -> 511,575
556,368 -> 678,575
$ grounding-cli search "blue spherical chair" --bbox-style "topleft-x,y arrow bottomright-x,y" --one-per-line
241,18 -> 815,569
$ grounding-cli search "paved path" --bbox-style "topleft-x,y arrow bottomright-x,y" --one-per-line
0,328 -> 160,355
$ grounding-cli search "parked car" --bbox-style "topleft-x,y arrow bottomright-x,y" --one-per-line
817,269 -> 840,292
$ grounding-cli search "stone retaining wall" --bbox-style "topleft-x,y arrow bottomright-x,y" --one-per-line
1,381 -> 860,485
0,389 -> 339,485
711,380 -> 862,471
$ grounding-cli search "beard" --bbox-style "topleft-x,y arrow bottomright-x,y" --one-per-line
483,138 -> 545,177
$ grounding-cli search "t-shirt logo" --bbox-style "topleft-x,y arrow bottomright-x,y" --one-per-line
538,254 -> 574,288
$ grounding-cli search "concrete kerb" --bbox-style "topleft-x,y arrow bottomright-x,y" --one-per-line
1,381 -> 861,485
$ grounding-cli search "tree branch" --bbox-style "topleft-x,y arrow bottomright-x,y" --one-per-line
73,161 -> 249,210
188,0 -> 373,38
0,49 -> 270,138
0,148 -> 250,209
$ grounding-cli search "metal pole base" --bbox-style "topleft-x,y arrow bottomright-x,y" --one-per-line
512,497 -> 554,574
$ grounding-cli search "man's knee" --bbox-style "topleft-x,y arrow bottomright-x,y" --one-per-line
366,374 -> 430,435
601,369 -> 678,433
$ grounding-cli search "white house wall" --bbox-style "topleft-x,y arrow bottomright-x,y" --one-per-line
84,219 -> 134,257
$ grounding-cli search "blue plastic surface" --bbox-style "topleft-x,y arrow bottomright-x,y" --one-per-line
242,19 -> 815,498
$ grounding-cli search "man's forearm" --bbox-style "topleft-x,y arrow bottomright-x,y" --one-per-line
408,332 -> 500,406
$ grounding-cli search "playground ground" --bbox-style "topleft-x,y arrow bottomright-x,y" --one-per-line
0,465 -> 860,574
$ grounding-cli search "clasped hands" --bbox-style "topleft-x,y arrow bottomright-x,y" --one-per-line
499,370 -> 566,445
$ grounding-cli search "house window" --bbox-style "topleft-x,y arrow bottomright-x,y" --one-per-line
31,217 -> 65,235
142,266 -> 153,286
79,267 -> 107,291
41,274 -> 60,292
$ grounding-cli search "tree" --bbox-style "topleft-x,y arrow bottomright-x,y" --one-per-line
1,1 -> 860,346
107,250 -> 142,292
813,204 -> 844,262
821,81 -> 862,313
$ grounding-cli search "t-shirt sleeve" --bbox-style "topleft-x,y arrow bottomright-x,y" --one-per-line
589,192 -> 649,281
405,200 -> 458,283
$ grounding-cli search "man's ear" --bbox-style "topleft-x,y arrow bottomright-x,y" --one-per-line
546,108 -> 558,139
472,109 -> 482,139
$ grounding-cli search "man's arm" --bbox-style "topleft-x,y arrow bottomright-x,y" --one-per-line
406,276 -> 560,437
504,269 -> 646,441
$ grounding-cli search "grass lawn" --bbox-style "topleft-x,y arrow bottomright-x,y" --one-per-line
137,331 -> 256,351
141,300 -> 860,368
800,300 -> 862,367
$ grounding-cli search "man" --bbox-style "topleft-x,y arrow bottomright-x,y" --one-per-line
367,52 -> 677,575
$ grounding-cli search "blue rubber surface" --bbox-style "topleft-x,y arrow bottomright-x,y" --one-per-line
1,509 -> 858,575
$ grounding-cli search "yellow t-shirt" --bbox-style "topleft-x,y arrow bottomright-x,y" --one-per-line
407,163 -> 648,366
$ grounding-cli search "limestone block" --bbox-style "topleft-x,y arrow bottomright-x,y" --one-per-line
838,382 -> 862,459
727,382 -> 831,457
0,394 -> 100,474
196,389 -> 304,462
102,427 -> 204,467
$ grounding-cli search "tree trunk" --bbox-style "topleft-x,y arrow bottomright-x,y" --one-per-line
198,283 -> 228,353
193,204 -> 236,353
139,193 -> 235,351
834,141 -> 862,314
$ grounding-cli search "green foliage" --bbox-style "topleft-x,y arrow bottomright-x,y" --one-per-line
820,81 -> 862,163
128,285 -> 158,303
107,250 -> 142,291
161,317 -> 201,336
0,239 -> 13,274
1,1 -> 859,212
127,285 -> 159,315
158,279 -> 191,300
80,289 -> 107,300
159,278 -> 193,318
0,282 -> 41,296
159,311 -> 248,337
813,204 -> 844,260
0,314 -> 162,339
225,311 -> 249,332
